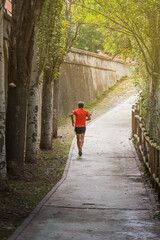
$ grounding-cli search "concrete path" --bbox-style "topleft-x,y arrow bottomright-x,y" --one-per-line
10,96 -> 160,240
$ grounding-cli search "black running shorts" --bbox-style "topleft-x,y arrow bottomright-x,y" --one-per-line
75,127 -> 86,134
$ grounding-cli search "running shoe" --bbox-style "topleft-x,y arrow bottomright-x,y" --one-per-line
79,148 -> 82,156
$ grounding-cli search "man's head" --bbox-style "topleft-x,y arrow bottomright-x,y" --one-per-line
78,101 -> 84,108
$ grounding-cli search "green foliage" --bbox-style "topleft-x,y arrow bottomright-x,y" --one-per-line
38,0 -> 85,82
82,0 -> 159,60
37,0 -> 65,77
73,24 -> 106,53
80,0 -> 160,143
37,0 -> 160,142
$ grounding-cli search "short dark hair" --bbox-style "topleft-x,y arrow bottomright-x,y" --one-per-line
78,101 -> 84,108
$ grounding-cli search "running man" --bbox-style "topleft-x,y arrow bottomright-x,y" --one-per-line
71,101 -> 91,156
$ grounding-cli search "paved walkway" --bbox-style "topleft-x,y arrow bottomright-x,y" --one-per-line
10,96 -> 160,240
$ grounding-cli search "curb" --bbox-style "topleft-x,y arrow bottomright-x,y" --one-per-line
8,137 -> 76,240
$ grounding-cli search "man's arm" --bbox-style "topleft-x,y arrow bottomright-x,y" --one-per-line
86,113 -> 91,121
70,112 -> 75,126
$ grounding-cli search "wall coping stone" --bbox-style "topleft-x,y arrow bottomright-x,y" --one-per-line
69,47 -> 125,64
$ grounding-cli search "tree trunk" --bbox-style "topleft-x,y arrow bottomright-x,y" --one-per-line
6,31 -> 34,175
6,58 -> 31,175
6,0 -> 45,176
148,10 -> 160,143
40,70 -> 53,149
149,73 -> 160,142
25,37 -> 40,163
0,5 -> 8,190
52,77 -> 60,138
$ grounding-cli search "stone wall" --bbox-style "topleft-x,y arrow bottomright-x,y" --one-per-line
58,48 -> 131,117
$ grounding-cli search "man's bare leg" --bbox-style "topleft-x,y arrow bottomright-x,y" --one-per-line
76,134 -> 82,156
76,133 -> 85,156
81,133 -> 85,149
76,134 -> 81,150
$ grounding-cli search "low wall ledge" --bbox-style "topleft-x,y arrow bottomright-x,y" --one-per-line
69,47 -> 126,64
